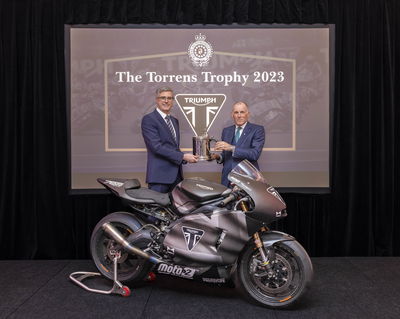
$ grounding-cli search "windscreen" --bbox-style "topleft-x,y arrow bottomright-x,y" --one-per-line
229,160 -> 266,183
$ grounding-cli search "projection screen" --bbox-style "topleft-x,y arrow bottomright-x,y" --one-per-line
66,24 -> 334,192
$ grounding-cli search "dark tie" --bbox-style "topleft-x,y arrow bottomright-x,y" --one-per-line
165,115 -> 177,143
234,126 -> 242,144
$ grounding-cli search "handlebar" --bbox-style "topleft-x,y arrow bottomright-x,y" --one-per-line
218,193 -> 236,207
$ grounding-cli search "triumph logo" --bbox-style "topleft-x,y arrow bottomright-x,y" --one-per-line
188,33 -> 213,67
175,94 -> 226,136
182,226 -> 204,251
196,183 -> 214,191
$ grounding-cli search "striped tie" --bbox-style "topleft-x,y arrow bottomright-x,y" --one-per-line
165,115 -> 177,144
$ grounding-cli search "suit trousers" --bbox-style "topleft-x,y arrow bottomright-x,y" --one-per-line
148,171 -> 182,193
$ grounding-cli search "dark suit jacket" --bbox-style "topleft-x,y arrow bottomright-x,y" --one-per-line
220,122 -> 265,187
141,109 -> 184,184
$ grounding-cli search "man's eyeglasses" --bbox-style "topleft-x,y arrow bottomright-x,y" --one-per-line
157,96 -> 174,101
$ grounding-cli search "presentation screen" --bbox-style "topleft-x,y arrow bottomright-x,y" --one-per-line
66,24 -> 333,192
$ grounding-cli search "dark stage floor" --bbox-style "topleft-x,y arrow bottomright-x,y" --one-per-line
0,257 -> 399,319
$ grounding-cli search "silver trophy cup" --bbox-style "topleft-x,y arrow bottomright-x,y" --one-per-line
192,133 -> 217,161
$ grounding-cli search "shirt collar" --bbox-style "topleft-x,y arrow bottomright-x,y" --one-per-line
235,122 -> 248,130
156,107 -> 169,119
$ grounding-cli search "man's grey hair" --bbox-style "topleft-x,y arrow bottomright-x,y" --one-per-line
155,87 -> 174,96
233,101 -> 249,109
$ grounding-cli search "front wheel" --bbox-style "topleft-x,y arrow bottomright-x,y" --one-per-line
237,239 -> 313,308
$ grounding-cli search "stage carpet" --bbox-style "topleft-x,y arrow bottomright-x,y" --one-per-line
0,257 -> 399,318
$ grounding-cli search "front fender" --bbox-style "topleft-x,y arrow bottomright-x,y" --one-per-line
260,230 -> 296,248
260,230 -> 313,286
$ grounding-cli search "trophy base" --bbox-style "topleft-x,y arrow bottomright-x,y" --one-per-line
197,156 -> 213,161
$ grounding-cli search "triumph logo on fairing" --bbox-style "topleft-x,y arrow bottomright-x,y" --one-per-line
182,226 -> 204,251
196,184 -> 214,191
175,94 -> 226,136
157,263 -> 196,279
105,180 -> 124,187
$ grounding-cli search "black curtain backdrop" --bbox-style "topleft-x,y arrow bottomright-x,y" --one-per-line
0,0 -> 399,259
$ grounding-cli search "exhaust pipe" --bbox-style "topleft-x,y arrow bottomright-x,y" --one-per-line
102,222 -> 161,264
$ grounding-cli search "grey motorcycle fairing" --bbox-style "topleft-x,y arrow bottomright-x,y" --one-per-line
229,172 -> 286,224
163,208 -> 252,266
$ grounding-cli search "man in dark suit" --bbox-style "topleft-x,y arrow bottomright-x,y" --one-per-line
141,87 -> 198,193
214,101 -> 265,187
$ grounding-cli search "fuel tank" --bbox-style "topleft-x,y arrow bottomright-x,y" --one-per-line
162,207 -> 253,266
171,178 -> 231,214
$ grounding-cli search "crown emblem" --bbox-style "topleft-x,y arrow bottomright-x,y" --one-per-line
195,33 -> 206,41
188,33 -> 213,67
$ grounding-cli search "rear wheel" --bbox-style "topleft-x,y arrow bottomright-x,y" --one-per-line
237,240 -> 312,308
90,212 -> 152,285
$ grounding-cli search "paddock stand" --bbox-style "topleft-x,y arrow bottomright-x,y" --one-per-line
69,252 -> 132,297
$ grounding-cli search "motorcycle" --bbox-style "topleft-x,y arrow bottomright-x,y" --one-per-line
90,160 -> 313,308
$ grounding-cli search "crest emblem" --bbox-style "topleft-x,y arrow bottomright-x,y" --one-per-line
188,33 -> 214,67
175,94 -> 226,136
182,226 -> 204,251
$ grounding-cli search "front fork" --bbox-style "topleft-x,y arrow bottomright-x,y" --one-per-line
253,227 -> 276,269
240,201 -> 275,266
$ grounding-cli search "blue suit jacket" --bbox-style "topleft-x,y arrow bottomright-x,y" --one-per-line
141,109 -> 184,184
220,122 -> 265,187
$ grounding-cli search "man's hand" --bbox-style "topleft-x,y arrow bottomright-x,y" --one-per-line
215,141 -> 234,152
210,153 -> 221,161
183,153 -> 199,163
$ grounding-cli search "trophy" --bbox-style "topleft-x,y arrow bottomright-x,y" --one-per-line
192,132 -> 217,161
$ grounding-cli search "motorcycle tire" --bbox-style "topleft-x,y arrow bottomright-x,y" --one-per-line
236,239 -> 313,309
90,212 -> 152,285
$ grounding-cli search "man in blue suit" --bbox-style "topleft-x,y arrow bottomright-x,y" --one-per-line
214,101 -> 265,187
141,87 -> 198,193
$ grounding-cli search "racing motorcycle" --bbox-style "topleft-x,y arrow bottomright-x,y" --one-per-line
90,160 -> 313,308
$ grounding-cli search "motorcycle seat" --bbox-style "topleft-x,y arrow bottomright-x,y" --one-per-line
124,179 -> 141,190
125,188 -> 171,206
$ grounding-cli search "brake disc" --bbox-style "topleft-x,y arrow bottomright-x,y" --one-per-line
250,252 -> 293,294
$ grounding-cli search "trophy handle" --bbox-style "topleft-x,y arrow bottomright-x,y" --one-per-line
209,138 -> 218,152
